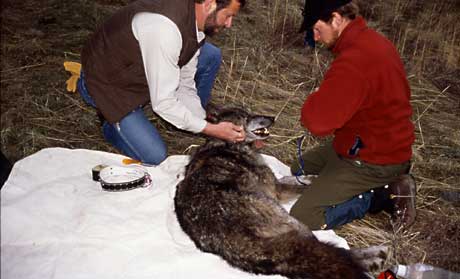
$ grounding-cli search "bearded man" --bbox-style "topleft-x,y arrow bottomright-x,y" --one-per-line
290,0 -> 417,230
77,0 -> 246,165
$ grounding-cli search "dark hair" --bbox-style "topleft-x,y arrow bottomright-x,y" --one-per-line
216,0 -> 246,10
319,0 -> 359,23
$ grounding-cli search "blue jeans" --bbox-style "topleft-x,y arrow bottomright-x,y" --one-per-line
78,42 -> 222,165
324,192 -> 374,229
195,43 -> 222,107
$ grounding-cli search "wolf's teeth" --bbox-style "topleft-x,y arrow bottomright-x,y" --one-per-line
253,127 -> 269,136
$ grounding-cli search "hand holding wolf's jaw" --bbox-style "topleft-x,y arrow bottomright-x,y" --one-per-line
203,107 -> 274,144
202,121 -> 245,142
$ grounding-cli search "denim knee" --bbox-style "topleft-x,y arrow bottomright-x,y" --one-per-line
200,42 -> 222,68
101,108 -> 169,166
196,43 -> 222,107
102,121 -> 168,165
140,145 -> 168,165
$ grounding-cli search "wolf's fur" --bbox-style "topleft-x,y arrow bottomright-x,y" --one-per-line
174,107 -> 385,279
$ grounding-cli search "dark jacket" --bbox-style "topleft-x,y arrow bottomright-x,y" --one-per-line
81,0 -> 203,123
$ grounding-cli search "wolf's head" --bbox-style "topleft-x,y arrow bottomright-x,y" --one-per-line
207,107 -> 275,142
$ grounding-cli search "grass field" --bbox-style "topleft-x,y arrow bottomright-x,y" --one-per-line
1,0 -> 459,274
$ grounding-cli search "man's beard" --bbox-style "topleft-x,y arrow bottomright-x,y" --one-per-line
324,29 -> 340,50
204,11 -> 218,36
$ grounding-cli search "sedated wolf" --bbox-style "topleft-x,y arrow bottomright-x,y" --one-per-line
174,107 -> 387,279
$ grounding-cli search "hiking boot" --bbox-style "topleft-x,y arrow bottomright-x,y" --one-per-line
389,174 -> 417,228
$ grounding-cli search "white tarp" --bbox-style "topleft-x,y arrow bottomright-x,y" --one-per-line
1,148 -> 349,279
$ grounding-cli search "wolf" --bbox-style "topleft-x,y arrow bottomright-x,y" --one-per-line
174,107 -> 387,279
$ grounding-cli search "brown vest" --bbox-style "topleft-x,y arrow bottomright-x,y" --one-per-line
81,0 -> 203,123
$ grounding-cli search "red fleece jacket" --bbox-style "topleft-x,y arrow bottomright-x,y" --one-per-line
301,17 -> 415,164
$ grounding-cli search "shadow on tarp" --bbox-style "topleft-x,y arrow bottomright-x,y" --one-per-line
0,151 -> 13,188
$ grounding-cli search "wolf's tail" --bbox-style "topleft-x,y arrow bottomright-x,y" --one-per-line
221,230 -> 369,279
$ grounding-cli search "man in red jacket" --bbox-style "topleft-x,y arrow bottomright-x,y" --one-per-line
290,0 -> 416,230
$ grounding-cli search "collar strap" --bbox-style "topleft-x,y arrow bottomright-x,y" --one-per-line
93,165 -> 152,192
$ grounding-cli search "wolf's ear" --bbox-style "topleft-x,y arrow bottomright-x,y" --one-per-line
205,103 -> 222,124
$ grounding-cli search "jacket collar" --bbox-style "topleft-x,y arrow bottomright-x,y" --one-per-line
332,16 -> 368,54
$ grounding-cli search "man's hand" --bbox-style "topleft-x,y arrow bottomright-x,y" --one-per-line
202,122 -> 246,142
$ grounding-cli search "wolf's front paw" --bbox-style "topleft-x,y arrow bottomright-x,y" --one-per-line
277,175 -> 314,186
351,245 -> 389,273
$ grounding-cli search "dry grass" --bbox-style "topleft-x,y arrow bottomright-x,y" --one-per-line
1,0 -> 459,274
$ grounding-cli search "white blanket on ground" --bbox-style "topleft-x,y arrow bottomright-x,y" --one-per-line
1,148 -> 349,279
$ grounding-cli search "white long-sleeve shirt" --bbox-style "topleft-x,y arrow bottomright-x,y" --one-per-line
131,12 -> 207,133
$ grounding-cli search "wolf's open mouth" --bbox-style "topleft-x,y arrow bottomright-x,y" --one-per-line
252,127 -> 270,137
246,115 -> 274,141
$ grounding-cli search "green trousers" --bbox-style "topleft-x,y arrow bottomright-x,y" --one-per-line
290,142 -> 410,230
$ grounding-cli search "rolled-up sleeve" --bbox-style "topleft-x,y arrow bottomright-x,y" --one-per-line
132,13 -> 207,133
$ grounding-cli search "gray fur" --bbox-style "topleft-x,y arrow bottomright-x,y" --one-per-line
174,107 -> 385,279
